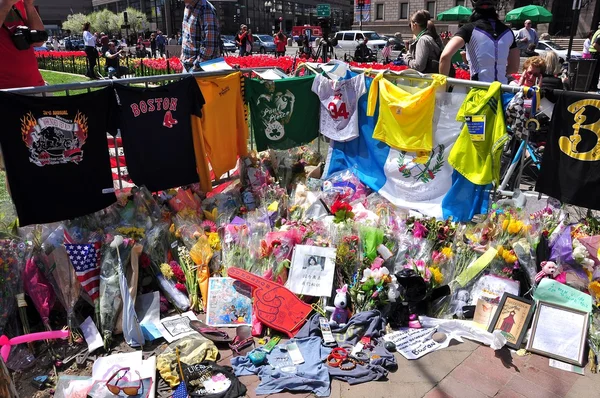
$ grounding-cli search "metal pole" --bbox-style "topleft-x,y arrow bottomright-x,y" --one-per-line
567,0 -> 582,60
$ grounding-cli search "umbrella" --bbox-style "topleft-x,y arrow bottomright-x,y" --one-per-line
437,5 -> 472,22
505,5 -> 552,23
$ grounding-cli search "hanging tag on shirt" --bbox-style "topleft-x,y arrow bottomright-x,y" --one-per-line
319,317 -> 336,345
465,115 -> 486,142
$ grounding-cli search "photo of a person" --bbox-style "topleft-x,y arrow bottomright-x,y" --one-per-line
303,255 -> 325,271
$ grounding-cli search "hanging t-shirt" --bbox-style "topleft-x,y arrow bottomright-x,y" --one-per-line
245,75 -> 319,152
0,88 -> 117,226
114,77 -> 205,192
195,73 -> 248,181
448,81 -> 509,186
367,73 -> 446,156
311,73 -> 366,142
536,91 -> 600,210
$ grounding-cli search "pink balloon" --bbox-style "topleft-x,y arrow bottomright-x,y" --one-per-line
0,330 -> 69,362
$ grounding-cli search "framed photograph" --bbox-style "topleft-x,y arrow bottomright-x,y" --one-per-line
206,277 -> 253,327
526,301 -> 589,367
488,293 -> 535,350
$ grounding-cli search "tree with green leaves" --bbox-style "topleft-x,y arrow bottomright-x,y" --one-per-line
62,9 -> 149,36
61,13 -> 88,35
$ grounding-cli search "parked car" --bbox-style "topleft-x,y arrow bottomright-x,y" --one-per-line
334,30 -> 387,51
222,35 -> 236,45
221,38 -> 237,52
252,34 -> 276,54
535,40 -> 581,62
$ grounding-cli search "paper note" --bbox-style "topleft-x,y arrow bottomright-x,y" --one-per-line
533,279 -> 592,313
549,359 -> 585,375
80,316 -> 104,353
92,351 -> 143,381
135,292 -> 162,341
384,328 -> 451,360
155,311 -> 200,343
530,304 -> 587,363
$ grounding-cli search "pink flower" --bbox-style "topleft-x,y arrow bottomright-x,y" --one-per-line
413,222 -> 428,239
371,257 -> 384,270
175,283 -> 187,293
371,290 -> 379,299
170,262 -> 186,283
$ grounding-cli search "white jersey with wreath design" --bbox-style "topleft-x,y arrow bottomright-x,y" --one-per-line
311,73 -> 366,142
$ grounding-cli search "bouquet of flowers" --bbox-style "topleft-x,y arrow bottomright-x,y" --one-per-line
335,235 -> 360,286
145,223 -> 190,312
350,257 -> 400,313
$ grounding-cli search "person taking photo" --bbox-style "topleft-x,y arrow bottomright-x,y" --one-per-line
0,0 -> 46,89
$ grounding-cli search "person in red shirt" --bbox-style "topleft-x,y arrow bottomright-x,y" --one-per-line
0,0 -> 46,89
274,30 -> 286,57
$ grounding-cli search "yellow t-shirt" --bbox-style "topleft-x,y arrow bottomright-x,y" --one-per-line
193,72 -> 249,192
448,82 -> 509,185
367,72 -> 446,155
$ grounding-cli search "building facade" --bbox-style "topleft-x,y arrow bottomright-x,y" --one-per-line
92,0 -> 353,37
353,0 -> 600,38
35,0 -> 93,33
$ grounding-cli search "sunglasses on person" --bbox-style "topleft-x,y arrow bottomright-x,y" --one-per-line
105,367 -> 143,396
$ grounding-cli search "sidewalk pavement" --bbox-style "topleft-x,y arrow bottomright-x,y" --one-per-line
220,339 -> 599,398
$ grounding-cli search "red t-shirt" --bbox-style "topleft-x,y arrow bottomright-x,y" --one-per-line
0,1 -> 44,89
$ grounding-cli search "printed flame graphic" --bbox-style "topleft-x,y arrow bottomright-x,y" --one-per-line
74,111 -> 88,142
20,112 -> 37,146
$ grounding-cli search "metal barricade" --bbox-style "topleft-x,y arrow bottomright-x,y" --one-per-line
568,59 -> 597,92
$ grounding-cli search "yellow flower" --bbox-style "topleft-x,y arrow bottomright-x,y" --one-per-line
430,267 -> 444,285
441,247 -> 453,259
586,268 -> 593,281
507,221 -> 523,235
169,223 -> 175,234
503,250 -> 517,264
203,208 -> 218,222
208,232 -> 221,251
502,219 -> 509,230
160,263 -> 174,279
589,281 -> 600,301
497,246 -> 504,257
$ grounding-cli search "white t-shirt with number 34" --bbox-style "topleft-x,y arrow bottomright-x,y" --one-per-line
311,73 -> 366,142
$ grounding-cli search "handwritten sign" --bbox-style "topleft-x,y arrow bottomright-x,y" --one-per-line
383,328 -> 451,360
533,279 -> 592,313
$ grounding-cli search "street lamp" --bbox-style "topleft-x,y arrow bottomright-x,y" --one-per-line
264,1 -> 274,33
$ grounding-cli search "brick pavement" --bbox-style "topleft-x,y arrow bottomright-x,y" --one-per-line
219,339 -> 600,398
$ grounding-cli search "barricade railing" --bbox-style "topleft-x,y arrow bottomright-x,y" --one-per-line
2,68 -> 280,192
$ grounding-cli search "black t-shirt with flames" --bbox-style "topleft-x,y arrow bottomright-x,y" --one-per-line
536,90 -> 600,209
0,87 -> 117,226
114,77 -> 205,192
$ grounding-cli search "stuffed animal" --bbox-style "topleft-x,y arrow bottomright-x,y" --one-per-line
535,261 -> 563,284
325,285 -> 351,327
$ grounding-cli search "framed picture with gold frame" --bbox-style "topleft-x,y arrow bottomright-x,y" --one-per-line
526,301 -> 589,367
487,293 -> 535,350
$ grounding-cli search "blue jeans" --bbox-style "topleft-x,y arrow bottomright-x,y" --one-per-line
239,46 -> 246,57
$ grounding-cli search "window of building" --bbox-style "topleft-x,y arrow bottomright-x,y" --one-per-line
375,3 -> 384,20
399,2 -> 408,19
455,0 -> 465,5
426,1 -> 435,17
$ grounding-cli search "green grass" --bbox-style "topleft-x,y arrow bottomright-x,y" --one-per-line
40,70 -> 99,96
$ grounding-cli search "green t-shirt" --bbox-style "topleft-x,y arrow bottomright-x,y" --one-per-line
245,75 -> 319,151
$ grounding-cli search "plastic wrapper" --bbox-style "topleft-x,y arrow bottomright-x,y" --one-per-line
588,311 -> 600,373
0,239 -> 23,334
42,224 -> 81,337
23,254 -> 56,329
99,240 -> 132,349
420,316 -> 507,350
323,168 -> 368,203
190,236 -> 213,310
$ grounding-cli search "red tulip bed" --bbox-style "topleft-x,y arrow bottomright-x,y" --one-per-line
35,51 -> 471,80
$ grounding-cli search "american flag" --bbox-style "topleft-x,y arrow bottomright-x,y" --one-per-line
65,243 -> 101,302
172,381 -> 189,398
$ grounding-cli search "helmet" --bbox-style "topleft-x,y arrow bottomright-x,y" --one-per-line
471,0 -> 496,8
